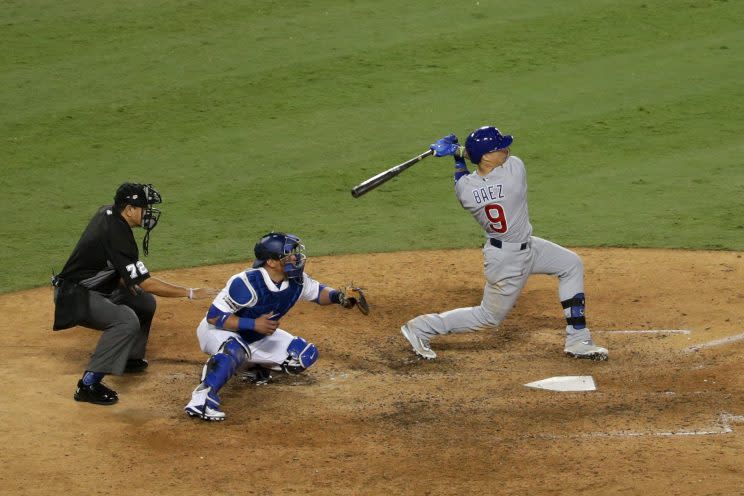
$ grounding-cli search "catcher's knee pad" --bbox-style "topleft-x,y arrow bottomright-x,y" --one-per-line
202,337 -> 250,390
561,293 -> 586,330
220,336 -> 251,362
281,337 -> 318,375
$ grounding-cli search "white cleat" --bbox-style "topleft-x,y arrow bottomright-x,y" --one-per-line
184,384 -> 226,421
401,325 -> 437,360
564,340 -> 608,361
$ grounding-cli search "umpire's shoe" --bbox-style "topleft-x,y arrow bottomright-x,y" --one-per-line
74,380 -> 119,405
124,358 -> 149,373
240,366 -> 273,385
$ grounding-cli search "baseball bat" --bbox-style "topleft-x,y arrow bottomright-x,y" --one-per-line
351,149 -> 434,198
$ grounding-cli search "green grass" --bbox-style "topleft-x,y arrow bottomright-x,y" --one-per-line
2,0 -> 743,292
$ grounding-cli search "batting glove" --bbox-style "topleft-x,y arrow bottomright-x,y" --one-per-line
430,134 -> 460,157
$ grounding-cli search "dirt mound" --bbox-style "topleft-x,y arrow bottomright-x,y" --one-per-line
1,248 -> 742,495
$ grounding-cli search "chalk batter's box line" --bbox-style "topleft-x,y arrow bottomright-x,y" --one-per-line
683,331 -> 744,352
531,329 -> 691,335
598,329 -> 691,335
530,414 -> 744,440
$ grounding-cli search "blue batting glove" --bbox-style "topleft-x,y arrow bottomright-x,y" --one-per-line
430,134 -> 460,157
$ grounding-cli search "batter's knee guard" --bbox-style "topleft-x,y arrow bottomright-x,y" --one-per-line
281,337 -> 318,375
202,337 -> 250,391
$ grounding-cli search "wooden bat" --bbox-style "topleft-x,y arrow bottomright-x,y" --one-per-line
351,149 -> 434,198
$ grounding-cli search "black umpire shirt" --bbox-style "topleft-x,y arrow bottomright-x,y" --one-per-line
58,205 -> 151,294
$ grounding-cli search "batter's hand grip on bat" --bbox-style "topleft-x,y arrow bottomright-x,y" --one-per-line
351,149 -> 434,198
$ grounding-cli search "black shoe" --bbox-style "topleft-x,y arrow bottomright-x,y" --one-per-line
74,380 -> 118,405
124,358 -> 149,373
240,366 -> 273,385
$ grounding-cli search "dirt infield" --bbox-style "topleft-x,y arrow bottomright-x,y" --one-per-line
1,248 -> 742,495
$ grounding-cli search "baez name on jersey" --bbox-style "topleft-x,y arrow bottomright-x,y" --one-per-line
472,184 -> 504,204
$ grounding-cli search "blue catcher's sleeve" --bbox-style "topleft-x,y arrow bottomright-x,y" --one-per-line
314,284 -> 343,305
207,305 -> 232,329
207,303 -> 257,332
314,284 -> 327,303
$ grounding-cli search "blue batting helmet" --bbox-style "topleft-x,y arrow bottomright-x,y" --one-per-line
465,126 -> 513,164
252,232 -> 307,282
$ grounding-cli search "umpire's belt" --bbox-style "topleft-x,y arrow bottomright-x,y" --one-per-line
490,238 -> 529,251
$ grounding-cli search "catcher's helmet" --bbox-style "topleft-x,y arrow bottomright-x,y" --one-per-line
465,126 -> 513,164
252,232 -> 306,282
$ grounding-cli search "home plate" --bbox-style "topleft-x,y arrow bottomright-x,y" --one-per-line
524,376 -> 596,392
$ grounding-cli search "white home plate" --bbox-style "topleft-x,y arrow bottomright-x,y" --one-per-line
524,376 -> 596,392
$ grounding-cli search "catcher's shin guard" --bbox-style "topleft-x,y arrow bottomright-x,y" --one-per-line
202,337 -> 249,391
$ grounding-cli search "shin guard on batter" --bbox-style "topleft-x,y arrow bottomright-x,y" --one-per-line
561,293 -> 586,330
202,337 -> 250,392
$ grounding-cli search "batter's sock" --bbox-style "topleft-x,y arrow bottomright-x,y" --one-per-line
82,371 -> 105,385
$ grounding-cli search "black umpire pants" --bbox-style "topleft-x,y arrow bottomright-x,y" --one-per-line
76,287 -> 156,375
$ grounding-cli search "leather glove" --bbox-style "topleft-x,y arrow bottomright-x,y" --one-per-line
338,286 -> 369,315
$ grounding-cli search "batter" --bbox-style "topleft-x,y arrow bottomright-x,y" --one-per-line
400,127 -> 608,361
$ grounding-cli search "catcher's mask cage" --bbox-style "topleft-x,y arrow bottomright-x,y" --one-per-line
465,126 -> 513,164
252,232 -> 307,283
114,182 -> 162,255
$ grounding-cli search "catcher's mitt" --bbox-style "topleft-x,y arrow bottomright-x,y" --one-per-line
339,286 -> 369,315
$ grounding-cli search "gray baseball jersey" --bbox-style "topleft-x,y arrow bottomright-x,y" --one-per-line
455,155 -> 532,243
405,152 -> 592,352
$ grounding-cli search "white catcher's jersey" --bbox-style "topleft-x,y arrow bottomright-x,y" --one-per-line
455,155 -> 532,243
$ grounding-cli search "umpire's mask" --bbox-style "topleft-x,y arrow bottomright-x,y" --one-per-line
114,183 -> 163,256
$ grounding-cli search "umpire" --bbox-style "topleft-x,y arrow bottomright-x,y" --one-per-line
53,182 -> 214,405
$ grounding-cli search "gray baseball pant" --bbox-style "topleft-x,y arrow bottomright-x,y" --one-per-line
406,236 -> 584,339
78,287 -> 156,375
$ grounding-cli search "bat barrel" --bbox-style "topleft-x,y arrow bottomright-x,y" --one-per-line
350,149 -> 433,198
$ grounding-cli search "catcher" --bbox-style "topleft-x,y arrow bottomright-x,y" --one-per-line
185,231 -> 368,421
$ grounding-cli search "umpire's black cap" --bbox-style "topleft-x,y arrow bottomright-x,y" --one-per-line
114,183 -> 162,208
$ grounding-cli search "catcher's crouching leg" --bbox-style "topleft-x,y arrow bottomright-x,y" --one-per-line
280,337 -> 319,375
185,337 -> 250,421
203,337 -> 250,390
240,365 -> 273,385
